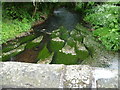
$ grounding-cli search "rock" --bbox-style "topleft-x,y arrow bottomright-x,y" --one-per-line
75,24 -> 118,68
18,34 -> 37,44
37,44 -> 51,61
75,41 -> 89,60
24,36 -> 43,49
0,62 -> 118,88
83,33 -> 118,67
70,29 -> 83,42
67,37 -> 76,47
32,36 -> 43,43
51,28 -> 60,38
59,26 -> 70,41
2,44 -> 26,61
63,65 -> 92,88
49,37 -> 65,52
0,62 -> 64,88
37,52 -> 54,64
25,42 -> 40,49
92,68 -> 118,88
2,43 -> 20,53
53,44 -> 77,65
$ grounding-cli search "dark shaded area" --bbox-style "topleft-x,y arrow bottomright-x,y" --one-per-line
33,8 -> 81,35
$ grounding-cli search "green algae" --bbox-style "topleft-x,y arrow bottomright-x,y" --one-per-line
25,42 -> 40,49
37,45 -> 51,60
49,37 -> 65,52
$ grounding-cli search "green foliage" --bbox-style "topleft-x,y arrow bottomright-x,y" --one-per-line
84,3 -> 120,50
2,19 -> 31,44
2,2 -> 75,44
2,2 -> 43,44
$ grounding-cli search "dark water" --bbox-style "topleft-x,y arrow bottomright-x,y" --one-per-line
33,7 -> 81,35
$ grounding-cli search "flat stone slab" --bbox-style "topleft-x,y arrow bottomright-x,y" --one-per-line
0,62 -> 118,88
92,68 -> 118,88
0,62 -> 64,88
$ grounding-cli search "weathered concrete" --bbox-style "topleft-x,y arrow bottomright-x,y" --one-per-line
0,62 -> 64,88
0,62 -> 118,88
63,65 -> 92,88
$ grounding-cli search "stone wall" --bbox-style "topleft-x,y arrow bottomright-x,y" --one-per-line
0,62 -> 118,88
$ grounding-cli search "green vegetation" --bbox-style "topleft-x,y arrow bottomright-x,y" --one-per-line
2,2 -> 75,44
83,3 -> 120,50
2,2 -> 120,52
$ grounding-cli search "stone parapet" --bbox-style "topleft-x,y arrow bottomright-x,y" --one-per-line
0,62 -> 118,88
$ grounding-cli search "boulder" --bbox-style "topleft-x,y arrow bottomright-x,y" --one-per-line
49,37 -> 65,52
75,41 -> 89,60
53,44 -> 77,65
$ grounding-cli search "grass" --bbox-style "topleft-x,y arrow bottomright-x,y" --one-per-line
2,18 -> 32,44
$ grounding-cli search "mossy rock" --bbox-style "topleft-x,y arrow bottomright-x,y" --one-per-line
51,29 -> 60,38
25,42 -> 40,49
53,44 -> 77,65
19,34 -> 37,44
2,51 -> 22,61
59,26 -> 69,41
2,40 -> 21,53
53,51 -> 77,65
2,44 -> 16,53
37,45 -> 51,60
66,37 -> 76,47
2,44 -> 26,61
37,52 -> 54,64
32,36 -> 43,43
49,37 -> 65,52
75,41 -> 89,60
70,29 -> 83,42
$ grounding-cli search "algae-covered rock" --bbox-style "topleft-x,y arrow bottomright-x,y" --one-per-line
32,36 -> 43,43
49,37 -> 65,52
66,37 -> 76,47
2,44 -> 18,53
2,52 -> 21,61
51,29 -> 60,38
37,45 -> 51,61
75,24 -> 90,35
2,34 -> 37,53
25,42 -> 40,49
2,40 -> 21,53
53,44 -> 77,65
75,41 -> 89,60
70,29 -> 83,42
25,35 -> 43,49
18,34 -> 37,44
37,52 -> 54,64
2,44 -> 26,61
59,26 -> 70,41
